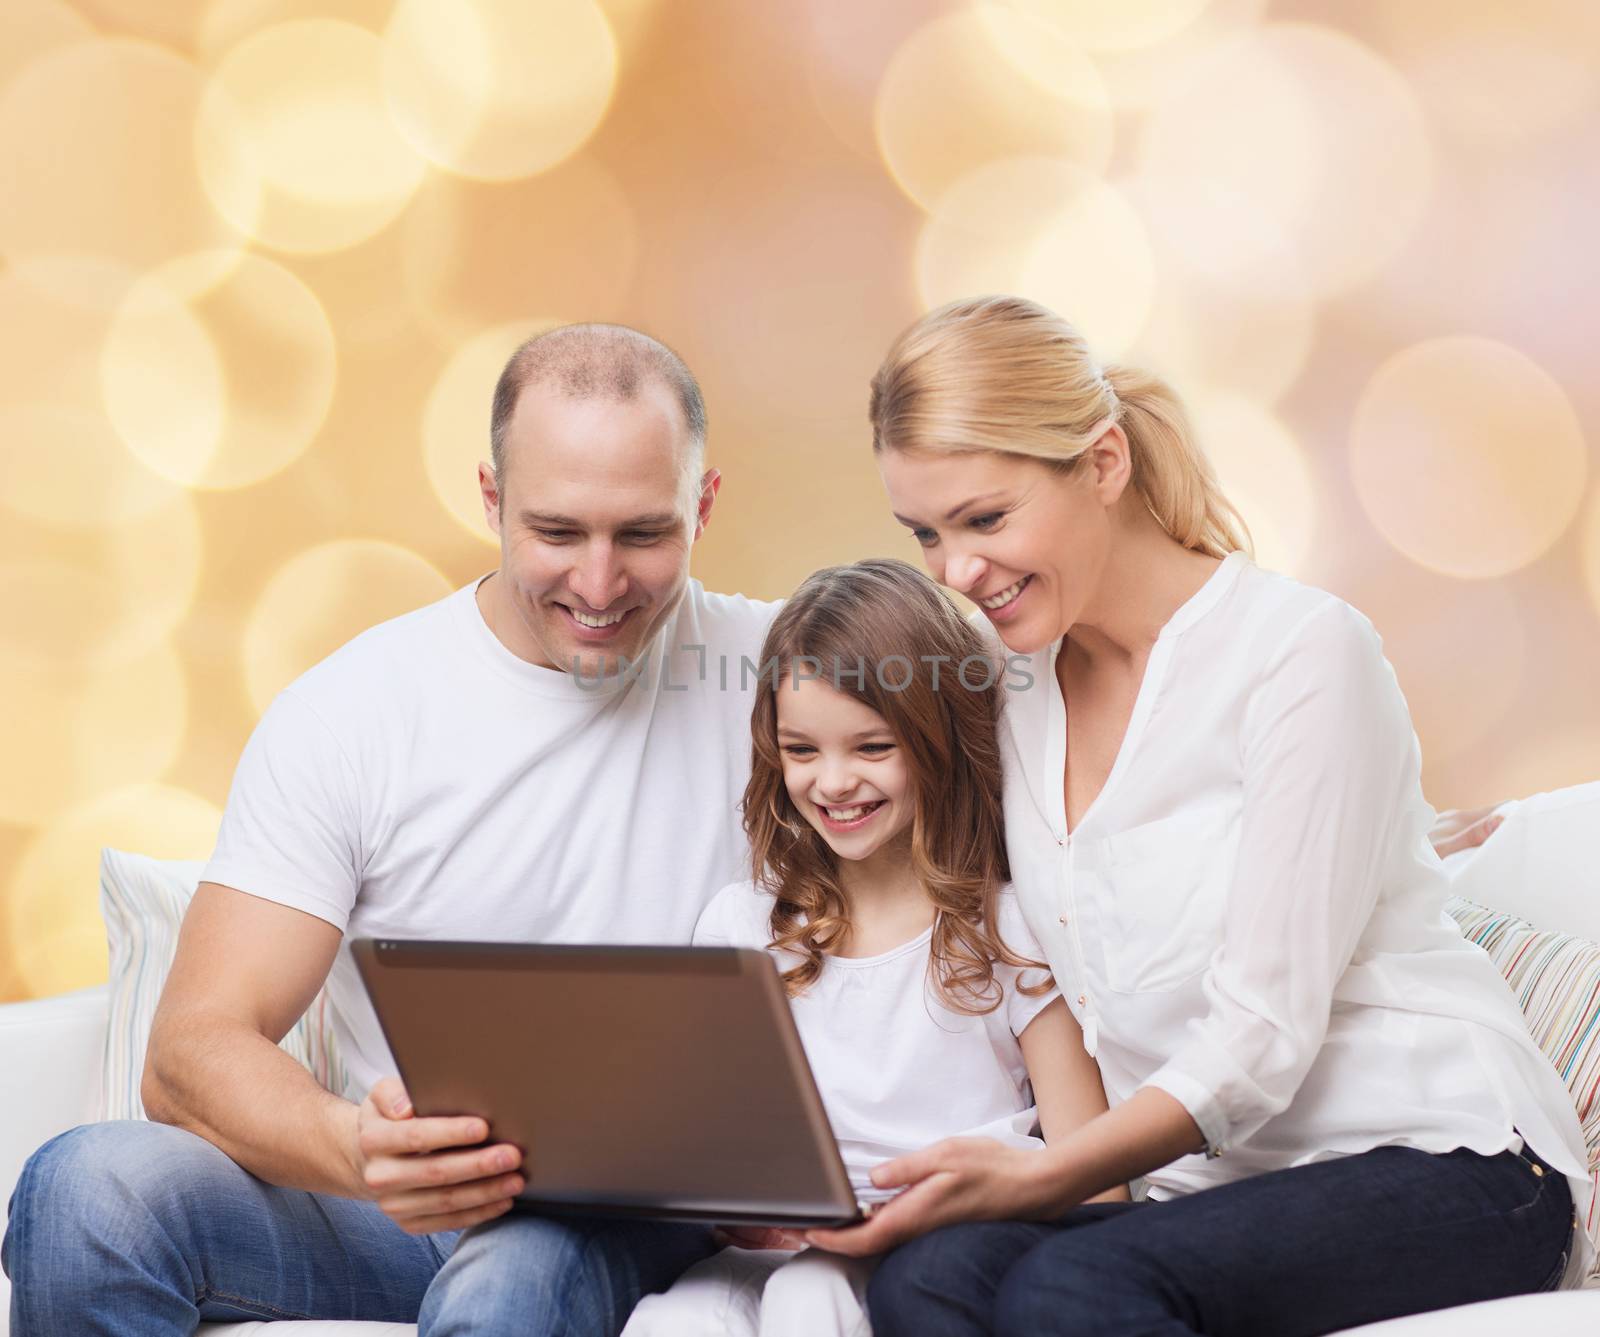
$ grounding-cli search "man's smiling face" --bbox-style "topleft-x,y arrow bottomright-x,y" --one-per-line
480,376 -> 713,678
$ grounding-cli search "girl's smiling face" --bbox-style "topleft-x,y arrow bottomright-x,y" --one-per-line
775,675 -> 914,863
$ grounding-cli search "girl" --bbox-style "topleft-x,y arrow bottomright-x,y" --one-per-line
811,296 -> 1593,1335
625,557 -> 1123,1337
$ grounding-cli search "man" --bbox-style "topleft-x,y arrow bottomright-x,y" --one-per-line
2,325 -> 779,1334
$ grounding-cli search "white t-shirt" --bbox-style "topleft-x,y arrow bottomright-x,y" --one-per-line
204,578 -> 779,1100
694,880 -> 1061,1203
993,550 -> 1595,1285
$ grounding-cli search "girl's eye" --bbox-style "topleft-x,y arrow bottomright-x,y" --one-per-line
859,743 -> 894,755
781,744 -> 816,757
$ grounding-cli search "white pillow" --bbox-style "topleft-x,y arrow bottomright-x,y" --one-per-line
99,848 -> 349,1120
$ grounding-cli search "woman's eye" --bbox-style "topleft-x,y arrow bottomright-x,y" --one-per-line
911,527 -> 937,547
969,512 -> 1004,531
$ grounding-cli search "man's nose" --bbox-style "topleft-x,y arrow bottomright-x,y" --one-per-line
568,544 -> 627,609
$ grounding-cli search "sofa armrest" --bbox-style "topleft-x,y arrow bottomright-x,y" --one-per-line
0,984 -> 109,1205
0,984 -> 109,1337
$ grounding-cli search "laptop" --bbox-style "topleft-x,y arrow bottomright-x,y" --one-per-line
351,937 -> 868,1228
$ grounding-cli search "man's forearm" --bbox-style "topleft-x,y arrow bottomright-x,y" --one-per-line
143,1011 -> 364,1198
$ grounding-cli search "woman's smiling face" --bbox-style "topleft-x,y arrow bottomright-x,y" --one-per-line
877,445 -> 1119,655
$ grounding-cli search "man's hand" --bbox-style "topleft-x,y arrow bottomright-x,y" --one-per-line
1429,805 -> 1505,859
350,1077 -> 527,1235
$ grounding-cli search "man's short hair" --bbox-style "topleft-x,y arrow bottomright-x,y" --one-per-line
488,323 -> 707,485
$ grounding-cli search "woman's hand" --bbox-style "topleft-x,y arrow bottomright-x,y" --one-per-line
1429,804 -> 1505,859
804,1137 -> 1070,1258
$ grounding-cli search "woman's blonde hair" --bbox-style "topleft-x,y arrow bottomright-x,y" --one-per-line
869,295 -> 1252,560
743,558 -> 1051,1016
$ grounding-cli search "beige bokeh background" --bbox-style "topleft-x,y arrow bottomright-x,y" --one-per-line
3,0 -> 1598,1002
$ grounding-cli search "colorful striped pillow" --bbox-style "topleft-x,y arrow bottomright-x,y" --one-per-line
1447,895 -> 1600,1281
99,848 -> 349,1119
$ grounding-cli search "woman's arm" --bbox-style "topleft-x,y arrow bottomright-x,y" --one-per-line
810,599 -> 1418,1255
1017,998 -> 1130,1204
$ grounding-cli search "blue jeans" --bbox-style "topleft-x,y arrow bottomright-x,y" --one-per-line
3,1121 -> 716,1336
868,1144 -> 1576,1336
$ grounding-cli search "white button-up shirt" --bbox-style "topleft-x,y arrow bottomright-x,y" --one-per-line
995,551 -> 1593,1284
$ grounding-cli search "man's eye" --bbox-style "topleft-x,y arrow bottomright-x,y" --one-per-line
622,531 -> 666,545
535,529 -> 575,542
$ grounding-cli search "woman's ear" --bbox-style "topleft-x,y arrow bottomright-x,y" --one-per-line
1087,424 -> 1134,505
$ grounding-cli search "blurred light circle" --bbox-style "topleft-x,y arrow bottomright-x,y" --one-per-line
0,644 -> 188,825
0,405 -> 179,529
195,19 -> 428,254
997,0 -> 1214,52
1583,489 -> 1600,627
804,0 -> 951,164
101,252 -> 337,491
1374,0 -> 1600,151
0,38 -> 254,308
1090,0 -> 1269,110
875,7 -> 1112,212
1139,23 -> 1433,297
916,158 -> 1154,357
1321,546 -> 1528,773
1187,391 -> 1315,576
0,0 -> 93,90
424,321 -> 557,543
0,494 -> 204,670
243,540 -> 454,712
1350,337 -> 1587,580
9,783 -> 223,996
198,0 -> 401,62
1129,184 -> 1314,402
401,157 -> 636,342
382,0 -> 618,181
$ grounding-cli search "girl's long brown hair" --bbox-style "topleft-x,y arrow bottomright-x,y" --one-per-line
743,558 -> 1050,1015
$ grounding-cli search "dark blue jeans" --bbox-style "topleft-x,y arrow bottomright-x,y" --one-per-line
868,1144 -> 1576,1337
4,1121 -> 716,1336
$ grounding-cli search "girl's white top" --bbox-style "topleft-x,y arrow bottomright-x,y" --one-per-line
995,550 -> 1593,1285
695,882 -> 1060,1203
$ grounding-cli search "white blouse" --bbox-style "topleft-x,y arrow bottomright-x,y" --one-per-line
995,551 -> 1594,1285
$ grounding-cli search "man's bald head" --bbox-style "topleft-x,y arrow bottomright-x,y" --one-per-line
489,323 -> 706,490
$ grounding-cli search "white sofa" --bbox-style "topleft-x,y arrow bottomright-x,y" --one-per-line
4,792 -> 1598,1335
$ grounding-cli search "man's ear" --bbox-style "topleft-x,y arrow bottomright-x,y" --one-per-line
478,461 -> 503,538
693,467 -> 722,541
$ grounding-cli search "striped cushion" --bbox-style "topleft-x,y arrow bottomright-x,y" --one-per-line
1447,895 -> 1600,1280
100,848 -> 348,1119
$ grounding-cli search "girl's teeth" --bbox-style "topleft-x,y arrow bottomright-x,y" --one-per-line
572,608 -> 626,628
825,802 -> 879,822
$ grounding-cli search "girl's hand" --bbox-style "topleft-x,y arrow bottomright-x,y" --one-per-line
804,1137 -> 1070,1258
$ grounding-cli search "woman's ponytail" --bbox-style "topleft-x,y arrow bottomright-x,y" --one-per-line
1103,363 -> 1252,559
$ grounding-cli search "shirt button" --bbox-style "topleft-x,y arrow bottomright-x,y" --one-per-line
1077,993 -> 1087,1006
1057,913 -> 1068,926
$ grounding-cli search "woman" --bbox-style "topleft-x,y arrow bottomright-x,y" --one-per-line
805,296 -> 1592,1334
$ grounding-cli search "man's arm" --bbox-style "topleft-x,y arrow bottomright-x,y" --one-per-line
142,882 -> 359,1193
144,883 -> 527,1233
